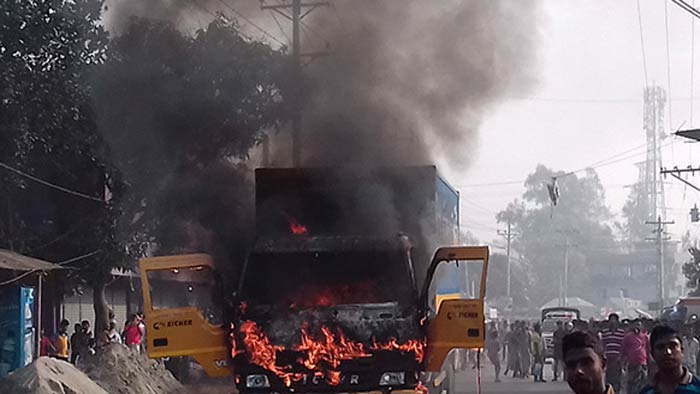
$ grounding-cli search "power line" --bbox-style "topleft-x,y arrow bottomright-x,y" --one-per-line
665,0 -> 675,132
692,0 -> 696,127
671,0 -> 700,19
636,0 -> 649,88
509,95 -> 700,103
184,0 -> 219,19
565,142 -> 648,175
0,161 -> 105,203
457,138 -> 680,189
216,0 -> 286,46
457,180 -> 524,188
269,8 -> 290,43
330,1 -> 349,37
183,0 -> 254,40
460,198 -> 497,216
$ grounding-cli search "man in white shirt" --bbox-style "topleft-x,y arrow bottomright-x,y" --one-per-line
682,325 -> 700,373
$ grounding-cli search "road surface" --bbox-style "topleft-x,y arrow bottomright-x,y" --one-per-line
455,363 -> 571,394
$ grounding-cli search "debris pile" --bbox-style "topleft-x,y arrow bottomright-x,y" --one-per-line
80,344 -> 182,394
0,356 -> 108,394
0,344 -> 182,394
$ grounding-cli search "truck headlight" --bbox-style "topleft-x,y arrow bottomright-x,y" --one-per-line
379,372 -> 405,386
246,374 -> 271,388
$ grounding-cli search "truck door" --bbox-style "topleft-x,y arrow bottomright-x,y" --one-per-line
139,254 -> 231,377
421,246 -> 489,372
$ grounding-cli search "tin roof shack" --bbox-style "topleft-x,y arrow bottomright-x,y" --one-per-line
0,250 -> 62,375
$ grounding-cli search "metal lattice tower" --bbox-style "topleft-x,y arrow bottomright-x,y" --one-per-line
641,86 -> 667,223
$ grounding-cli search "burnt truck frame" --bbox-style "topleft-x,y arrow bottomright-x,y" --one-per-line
138,167 -> 488,394
232,236 -> 422,393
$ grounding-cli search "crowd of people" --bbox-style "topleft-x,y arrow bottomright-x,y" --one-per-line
485,314 -> 700,394
39,312 -> 146,364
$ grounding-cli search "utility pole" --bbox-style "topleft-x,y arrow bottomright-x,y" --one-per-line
554,230 -> 578,307
497,222 -> 517,301
563,237 -> 570,306
261,0 -> 329,166
646,216 -> 674,306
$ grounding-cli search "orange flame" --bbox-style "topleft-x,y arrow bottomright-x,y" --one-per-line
289,218 -> 308,235
233,321 -> 424,387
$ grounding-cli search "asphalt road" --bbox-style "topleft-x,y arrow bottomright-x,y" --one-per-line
455,364 -> 571,394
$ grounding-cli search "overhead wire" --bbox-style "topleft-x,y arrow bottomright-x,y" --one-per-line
183,0 -> 253,40
0,161 -> 105,203
665,0 -> 675,133
692,0 -> 696,127
457,138 -> 680,188
216,0 -> 286,46
184,0 -> 219,19
671,0 -> 700,19
509,96 -> 700,103
269,8 -> 290,44
636,0 -> 650,88
460,198 -> 498,216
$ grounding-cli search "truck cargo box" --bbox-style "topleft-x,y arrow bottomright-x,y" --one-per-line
254,166 -> 459,290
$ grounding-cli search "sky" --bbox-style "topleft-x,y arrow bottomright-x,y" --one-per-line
452,0 -> 700,246
102,0 -> 700,248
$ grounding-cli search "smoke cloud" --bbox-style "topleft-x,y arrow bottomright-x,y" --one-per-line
104,1 -> 541,171
301,1 -> 541,169
97,1 -> 541,270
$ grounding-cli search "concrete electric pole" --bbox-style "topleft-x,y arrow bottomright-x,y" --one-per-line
646,216 -> 674,306
260,0 -> 329,166
497,222 -> 517,301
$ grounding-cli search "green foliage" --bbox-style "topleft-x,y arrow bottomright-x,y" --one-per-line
1,6 -> 287,301
91,17 -> 288,274
485,252 -> 530,307
0,0 -> 131,283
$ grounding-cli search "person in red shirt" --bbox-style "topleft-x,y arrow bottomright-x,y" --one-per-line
621,319 -> 650,394
39,329 -> 55,357
124,314 -> 142,352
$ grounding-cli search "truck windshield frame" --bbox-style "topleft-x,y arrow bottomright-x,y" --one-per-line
240,249 -> 416,308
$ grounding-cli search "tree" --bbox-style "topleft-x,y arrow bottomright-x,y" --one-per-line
485,252 -> 530,308
496,165 -> 617,310
91,17 -> 288,281
683,244 -> 700,297
0,0 -> 135,334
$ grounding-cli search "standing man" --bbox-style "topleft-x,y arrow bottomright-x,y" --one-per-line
563,330 -> 614,394
531,323 -> 547,382
53,320 -> 70,362
69,323 -> 82,364
621,319 -> 650,394
485,323 -> 502,382
553,321 -> 567,381
640,325 -> 700,393
600,313 -> 626,393
682,325 -> 700,374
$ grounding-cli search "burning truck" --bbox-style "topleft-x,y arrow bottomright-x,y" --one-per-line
139,166 -> 488,394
